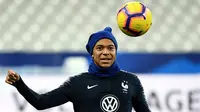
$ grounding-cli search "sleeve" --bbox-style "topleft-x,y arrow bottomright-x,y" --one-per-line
13,76 -> 73,110
132,76 -> 151,112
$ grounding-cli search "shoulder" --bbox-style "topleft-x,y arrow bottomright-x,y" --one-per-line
63,72 -> 90,84
119,70 -> 141,85
71,72 -> 90,80
119,70 -> 138,79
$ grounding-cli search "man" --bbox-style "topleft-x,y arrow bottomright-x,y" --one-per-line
5,26 -> 151,112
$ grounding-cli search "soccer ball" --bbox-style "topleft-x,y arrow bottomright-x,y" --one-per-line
117,2 -> 152,37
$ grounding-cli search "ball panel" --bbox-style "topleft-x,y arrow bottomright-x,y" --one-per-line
140,7 -> 152,35
120,28 -> 136,36
144,7 -> 152,27
117,9 -> 128,28
129,16 -> 146,31
125,2 -> 143,14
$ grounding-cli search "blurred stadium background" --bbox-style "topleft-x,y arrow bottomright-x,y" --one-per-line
0,0 -> 200,112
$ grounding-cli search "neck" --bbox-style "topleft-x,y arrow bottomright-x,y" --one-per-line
88,60 -> 120,77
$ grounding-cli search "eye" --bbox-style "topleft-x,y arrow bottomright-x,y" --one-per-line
96,46 -> 103,50
108,46 -> 114,50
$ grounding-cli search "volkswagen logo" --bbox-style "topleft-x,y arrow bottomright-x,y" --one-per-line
100,94 -> 120,112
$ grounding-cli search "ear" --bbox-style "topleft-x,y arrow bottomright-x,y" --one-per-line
92,55 -> 94,58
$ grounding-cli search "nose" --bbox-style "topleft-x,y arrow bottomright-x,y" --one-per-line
102,48 -> 109,55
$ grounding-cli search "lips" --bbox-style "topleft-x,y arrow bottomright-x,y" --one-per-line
100,58 -> 111,60
100,58 -> 111,64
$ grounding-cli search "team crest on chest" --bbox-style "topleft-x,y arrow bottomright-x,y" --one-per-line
121,80 -> 128,94
100,94 -> 120,112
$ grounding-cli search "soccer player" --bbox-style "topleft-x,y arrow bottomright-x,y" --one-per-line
5,26 -> 151,112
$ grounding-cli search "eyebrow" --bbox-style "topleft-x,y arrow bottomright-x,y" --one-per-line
96,45 -> 115,47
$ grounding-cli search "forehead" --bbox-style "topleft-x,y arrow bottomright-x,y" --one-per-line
95,38 -> 114,46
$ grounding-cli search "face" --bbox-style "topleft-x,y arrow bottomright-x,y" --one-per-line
92,38 -> 116,68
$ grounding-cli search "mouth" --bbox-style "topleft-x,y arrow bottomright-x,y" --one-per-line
100,58 -> 112,64
100,58 -> 112,60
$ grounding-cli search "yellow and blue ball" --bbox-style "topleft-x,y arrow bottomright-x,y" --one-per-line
117,1 -> 152,37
